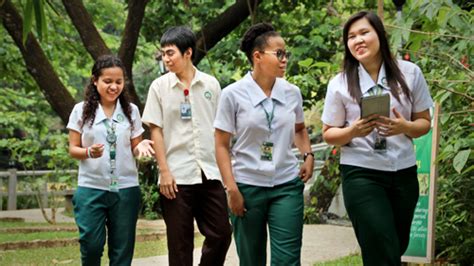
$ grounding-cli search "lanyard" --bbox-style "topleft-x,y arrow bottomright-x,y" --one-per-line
103,119 -> 117,172
261,99 -> 276,134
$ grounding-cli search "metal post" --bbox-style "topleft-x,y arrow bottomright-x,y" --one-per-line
7,168 -> 17,210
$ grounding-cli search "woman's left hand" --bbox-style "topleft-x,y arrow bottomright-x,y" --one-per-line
134,139 -> 155,158
376,108 -> 409,137
299,157 -> 314,183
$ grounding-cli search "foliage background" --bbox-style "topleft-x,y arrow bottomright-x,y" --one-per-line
0,0 -> 472,263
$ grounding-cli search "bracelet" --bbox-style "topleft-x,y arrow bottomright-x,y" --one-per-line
87,147 -> 92,158
303,152 -> 314,161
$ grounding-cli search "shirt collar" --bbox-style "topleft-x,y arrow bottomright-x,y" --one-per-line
244,72 -> 287,107
169,66 -> 203,90
94,100 -> 124,124
358,62 -> 389,94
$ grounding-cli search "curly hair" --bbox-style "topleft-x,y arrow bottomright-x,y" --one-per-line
240,22 -> 280,65
81,54 -> 133,129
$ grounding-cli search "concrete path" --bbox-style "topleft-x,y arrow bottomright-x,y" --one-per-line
132,224 -> 359,266
0,209 -> 360,265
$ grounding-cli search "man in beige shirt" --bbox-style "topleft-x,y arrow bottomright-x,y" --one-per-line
142,26 -> 231,266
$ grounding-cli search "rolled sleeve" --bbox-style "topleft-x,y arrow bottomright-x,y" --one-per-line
131,104 -> 145,138
321,77 -> 346,127
214,89 -> 235,134
142,81 -> 164,128
67,103 -> 83,133
411,66 -> 434,113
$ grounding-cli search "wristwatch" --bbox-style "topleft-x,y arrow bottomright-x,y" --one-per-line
303,152 -> 314,161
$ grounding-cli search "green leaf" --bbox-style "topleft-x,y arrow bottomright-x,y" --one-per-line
33,0 -> 47,41
22,0 -> 34,45
298,58 -> 314,68
313,62 -> 331,68
453,149 -> 471,174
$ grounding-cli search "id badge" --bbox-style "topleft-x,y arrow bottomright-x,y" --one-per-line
180,102 -> 192,120
109,174 -> 119,192
260,141 -> 273,161
374,133 -> 387,153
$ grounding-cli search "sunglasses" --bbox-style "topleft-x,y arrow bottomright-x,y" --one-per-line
260,49 -> 291,61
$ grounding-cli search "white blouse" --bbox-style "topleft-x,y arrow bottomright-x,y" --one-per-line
321,60 -> 433,171
67,101 -> 144,190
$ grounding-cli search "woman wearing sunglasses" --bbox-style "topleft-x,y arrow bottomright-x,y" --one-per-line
214,22 -> 313,265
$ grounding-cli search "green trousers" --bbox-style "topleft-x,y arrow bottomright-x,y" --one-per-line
73,186 -> 141,266
231,177 -> 304,266
341,165 -> 419,266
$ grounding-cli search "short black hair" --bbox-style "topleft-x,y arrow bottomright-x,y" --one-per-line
240,22 -> 279,65
160,26 -> 197,60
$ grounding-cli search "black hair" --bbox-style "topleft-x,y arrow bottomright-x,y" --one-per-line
342,11 -> 411,103
81,54 -> 133,129
160,26 -> 197,60
240,22 -> 280,65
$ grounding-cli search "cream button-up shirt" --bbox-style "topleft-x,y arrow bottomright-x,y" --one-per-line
322,60 -> 433,171
67,101 -> 144,190
142,69 -> 222,185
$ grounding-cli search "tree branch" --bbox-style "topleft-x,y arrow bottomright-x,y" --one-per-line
118,0 -> 149,111
434,84 -> 474,102
193,0 -> 262,65
1,0 -> 76,125
61,0 -> 110,59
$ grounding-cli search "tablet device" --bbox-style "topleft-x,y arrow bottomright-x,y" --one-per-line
360,93 -> 390,118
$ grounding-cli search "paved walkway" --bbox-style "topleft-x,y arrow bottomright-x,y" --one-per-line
0,209 -> 359,265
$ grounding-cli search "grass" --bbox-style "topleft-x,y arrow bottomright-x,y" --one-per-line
0,221 -> 75,228
0,220 -> 154,243
313,254 -> 362,266
0,231 -> 78,242
0,234 -> 204,265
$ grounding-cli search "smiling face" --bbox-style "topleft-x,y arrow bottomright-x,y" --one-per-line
253,36 -> 288,78
161,45 -> 192,74
347,17 -> 381,66
94,67 -> 124,106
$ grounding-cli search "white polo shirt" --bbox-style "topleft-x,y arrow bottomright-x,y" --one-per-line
142,68 -> 222,185
67,101 -> 144,190
214,72 -> 305,187
321,60 -> 433,171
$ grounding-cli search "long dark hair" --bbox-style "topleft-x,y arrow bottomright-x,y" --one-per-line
342,11 -> 411,103
81,55 -> 133,128
240,22 -> 280,66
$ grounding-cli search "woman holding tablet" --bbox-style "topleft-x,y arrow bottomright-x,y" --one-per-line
321,11 -> 433,265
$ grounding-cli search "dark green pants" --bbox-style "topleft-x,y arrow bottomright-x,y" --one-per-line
341,165 -> 418,266
73,186 -> 141,266
231,177 -> 304,266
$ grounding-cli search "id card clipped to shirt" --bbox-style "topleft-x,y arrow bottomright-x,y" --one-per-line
180,88 -> 192,120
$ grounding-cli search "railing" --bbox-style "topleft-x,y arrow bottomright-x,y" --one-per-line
0,169 -> 77,211
0,143 -> 330,211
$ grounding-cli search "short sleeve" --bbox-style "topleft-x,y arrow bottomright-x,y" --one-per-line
411,65 -> 433,113
321,77 -> 346,127
213,88 -> 236,134
294,86 -> 304,124
131,104 -> 145,138
142,81 -> 164,128
66,103 -> 83,133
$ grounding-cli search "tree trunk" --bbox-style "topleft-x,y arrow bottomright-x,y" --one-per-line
1,0 -> 75,125
193,0 -> 262,65
62,0 -> 111,60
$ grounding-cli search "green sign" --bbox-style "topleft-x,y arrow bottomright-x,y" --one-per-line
403,130 -> 432,257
